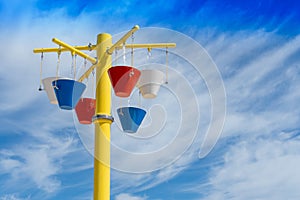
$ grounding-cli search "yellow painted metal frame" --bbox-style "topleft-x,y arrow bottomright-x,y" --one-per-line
33,25 -> 176,200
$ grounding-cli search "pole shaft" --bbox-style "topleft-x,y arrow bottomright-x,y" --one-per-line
94,33 -> 112,200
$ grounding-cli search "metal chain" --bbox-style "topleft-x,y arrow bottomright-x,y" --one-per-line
74,54 -> 77,80
92,69 -> 95,95
56,47 -> 61,79
165,47 -> 169,84
131,33 -> 134,66
54,47 -> 61,89
122,43 -> 126,64
71,53 -> 74,77
114,49 -> 118,66
38,52 -> 44,91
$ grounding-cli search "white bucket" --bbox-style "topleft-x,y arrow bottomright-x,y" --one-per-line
42,77 -> 60,104
137,70 -> 164,99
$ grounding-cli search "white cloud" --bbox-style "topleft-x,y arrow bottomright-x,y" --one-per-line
202,30 -> 300,139
204,132 -> 300,200
0,194 -> 30,200
111,148 -> 195,194
161,29 -> 300,199
0,132 -> 79,193
115,193 -> 148,200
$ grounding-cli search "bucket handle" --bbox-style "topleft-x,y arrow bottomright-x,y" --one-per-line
53,48 -> 61,90
129,33 -> 135,78
129,68 -> 135,77
53,85 -> 59,90
118,107 -> 124,116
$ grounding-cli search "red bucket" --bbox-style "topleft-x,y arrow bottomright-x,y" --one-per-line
108,66 -> 141,97
75,98 -> 96,124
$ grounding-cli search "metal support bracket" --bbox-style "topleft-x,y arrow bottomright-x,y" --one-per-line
92,114 -> 114,123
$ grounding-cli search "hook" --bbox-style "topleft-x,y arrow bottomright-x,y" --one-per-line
53,85 -> 59,90
88,43 -> 93,51
147,48 -> 152,59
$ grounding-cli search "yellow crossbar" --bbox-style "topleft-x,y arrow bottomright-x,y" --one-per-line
106,25 -> 140,54
33,45 -> 96,53
52,38 -> 97,64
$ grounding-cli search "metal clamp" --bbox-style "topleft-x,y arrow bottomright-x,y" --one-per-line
92,114 -> 114,123
106,48 -> 113,55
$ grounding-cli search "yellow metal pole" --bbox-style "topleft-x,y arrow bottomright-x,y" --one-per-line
32,25 -> 177,200
93,33 -> 112,200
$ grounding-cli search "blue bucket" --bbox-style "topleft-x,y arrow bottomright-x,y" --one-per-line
52,79 -> 86,110
117,107 -> 146,133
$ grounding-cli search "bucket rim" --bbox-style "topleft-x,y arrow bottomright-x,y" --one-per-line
117,106 -> 146,111
111,65 -> 135,68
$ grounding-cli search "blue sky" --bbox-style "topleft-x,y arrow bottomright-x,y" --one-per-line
1,0 -> 300,200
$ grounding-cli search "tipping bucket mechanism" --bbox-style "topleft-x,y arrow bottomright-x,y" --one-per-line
117,106 -> 146,133
108,66 -> 141,97
51,51 -> 86,110
42,77 -> 61,104
108,38 -> 141,98
52,79 -> 86,110
75,67 -> 96,124
34,25 -> 176,130
75,97 -> 96,124
137,69 -> 164,99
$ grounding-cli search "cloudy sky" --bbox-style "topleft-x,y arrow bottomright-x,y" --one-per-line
1,0 -> 300,200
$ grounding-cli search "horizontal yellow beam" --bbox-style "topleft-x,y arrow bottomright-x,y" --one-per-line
33,44 -> 96,53
119,43 -> 176,50
33,24 -> 176,83
33,43 -> 175,54
52,38 -> 97,64
78,44 -> 176,82
107,25 -> 140,54
77,42 -> 176,82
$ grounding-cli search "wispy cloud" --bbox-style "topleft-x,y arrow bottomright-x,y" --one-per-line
205,131 -> 300,200
0,133 -> 77,193
0,194 -> 30,200
115,193 -> 148,200
110,27 -> 300,199
175,28 -> 300,199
